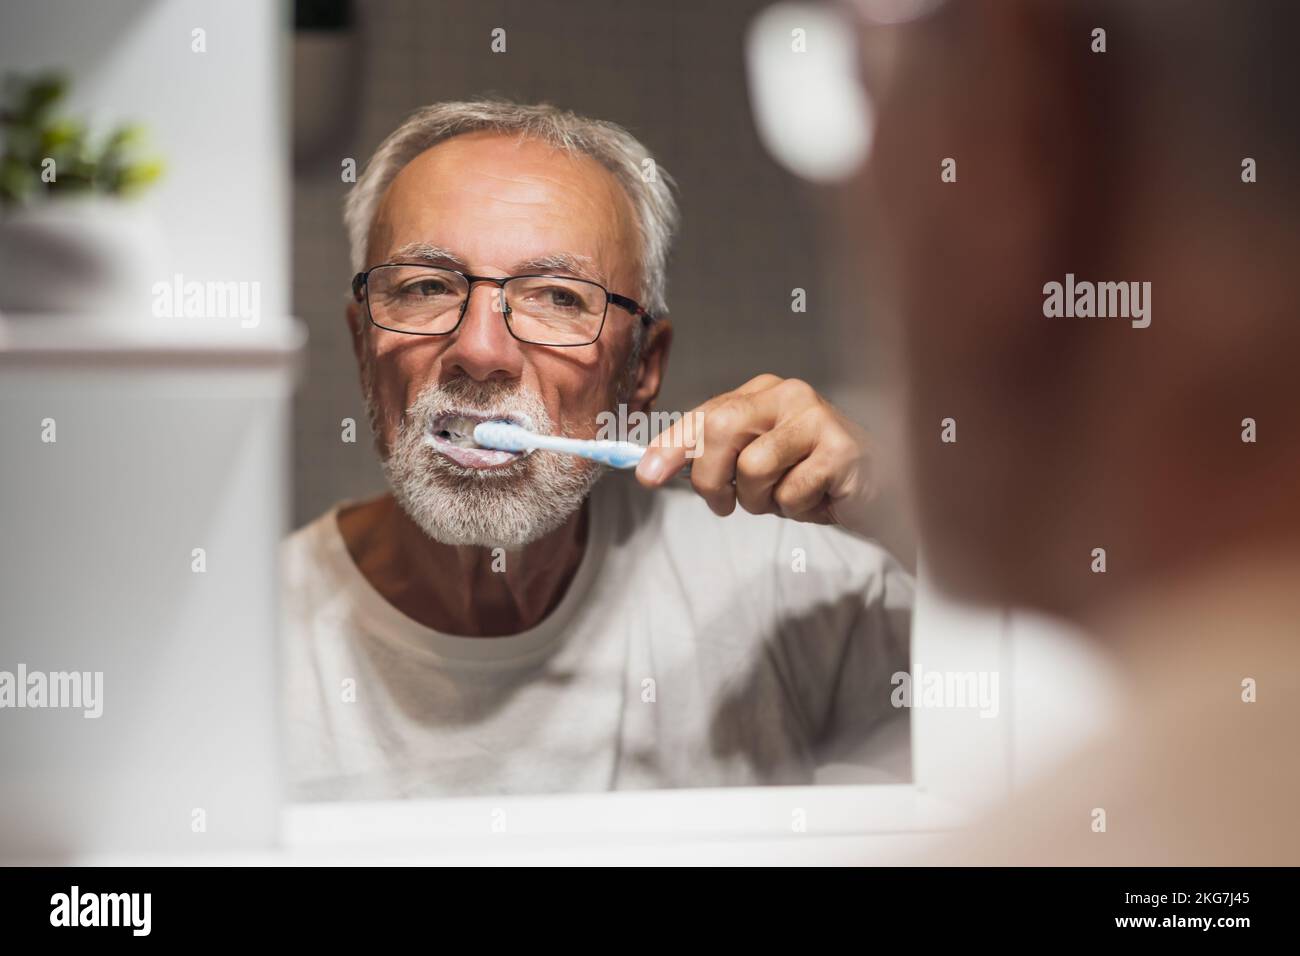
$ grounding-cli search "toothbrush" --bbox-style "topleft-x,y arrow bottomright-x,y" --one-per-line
472,420 -> 689,473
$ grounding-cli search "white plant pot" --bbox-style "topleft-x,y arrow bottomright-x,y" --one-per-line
0,199 -> 165,321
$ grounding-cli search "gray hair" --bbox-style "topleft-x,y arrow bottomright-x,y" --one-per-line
343,99 -> 679,316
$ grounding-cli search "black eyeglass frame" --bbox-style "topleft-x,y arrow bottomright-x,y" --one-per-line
351,264 -> 655,347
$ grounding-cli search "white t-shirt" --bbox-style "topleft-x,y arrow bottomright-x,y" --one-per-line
282,474 -> 914,802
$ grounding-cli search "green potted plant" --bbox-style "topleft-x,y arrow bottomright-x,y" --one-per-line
0,71 -> 165,318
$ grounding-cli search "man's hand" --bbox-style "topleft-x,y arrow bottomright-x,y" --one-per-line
635,374 -> 880,534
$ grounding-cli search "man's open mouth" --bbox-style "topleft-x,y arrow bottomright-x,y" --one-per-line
425,412 -> 531,469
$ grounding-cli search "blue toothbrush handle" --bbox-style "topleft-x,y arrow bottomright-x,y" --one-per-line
597,441 -> 696,478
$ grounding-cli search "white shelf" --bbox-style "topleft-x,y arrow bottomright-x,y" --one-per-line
0,314 -> 306,365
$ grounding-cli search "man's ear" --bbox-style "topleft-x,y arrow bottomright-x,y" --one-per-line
626,318 -> 672,414
346,298 -> 365,361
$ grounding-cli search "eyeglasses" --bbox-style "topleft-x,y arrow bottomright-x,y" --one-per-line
352,264 -> 654,347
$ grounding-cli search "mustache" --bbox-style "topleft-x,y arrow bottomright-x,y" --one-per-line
410,379 -> 549,430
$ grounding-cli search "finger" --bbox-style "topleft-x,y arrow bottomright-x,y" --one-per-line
783,507 -> 836,526
636,377 -> 783,487
770,453 -> 838,519
635,399 -> 714,486
635,428 -> 689,486
690,386 -> 805,514
733,412 -> 820,515
688,399 -> 758,515
733,373 -> 784,395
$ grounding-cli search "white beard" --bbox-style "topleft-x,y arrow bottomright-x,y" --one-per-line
365,375 -> 604,549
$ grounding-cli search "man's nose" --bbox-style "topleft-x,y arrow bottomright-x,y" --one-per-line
441,282 -> 525,382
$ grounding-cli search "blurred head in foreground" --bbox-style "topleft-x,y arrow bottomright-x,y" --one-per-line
838,0 -> 1300,863
853,0 -> 1300,622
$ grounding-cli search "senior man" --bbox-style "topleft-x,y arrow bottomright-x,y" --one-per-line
283,100 -> 912,801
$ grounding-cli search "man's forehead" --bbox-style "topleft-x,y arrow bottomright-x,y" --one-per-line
370,132 -> 637,271
386,241 -> 604,280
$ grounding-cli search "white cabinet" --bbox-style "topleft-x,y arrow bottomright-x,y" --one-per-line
0,316 -> 304,857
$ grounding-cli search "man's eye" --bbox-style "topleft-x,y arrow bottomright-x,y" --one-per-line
400,280 -> 452,297
511,279 -> 597,316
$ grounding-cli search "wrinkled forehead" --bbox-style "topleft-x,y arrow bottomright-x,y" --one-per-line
368,131 -> 640,283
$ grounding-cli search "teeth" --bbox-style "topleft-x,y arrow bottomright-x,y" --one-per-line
431,414 -> 517,449
434,415 -> 475,447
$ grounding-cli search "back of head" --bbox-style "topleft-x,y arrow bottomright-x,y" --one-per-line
865,0 -> 1300,619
